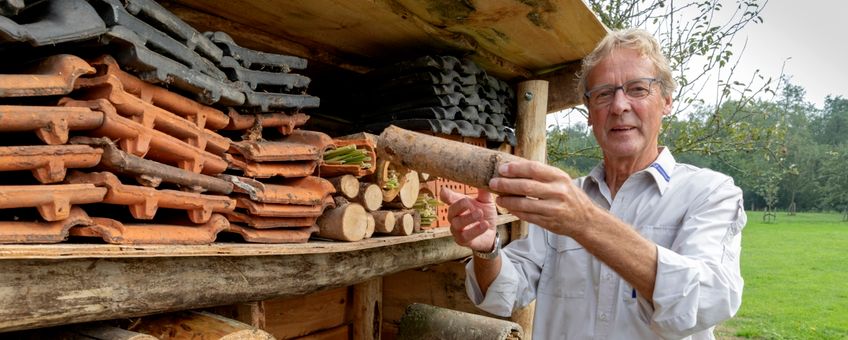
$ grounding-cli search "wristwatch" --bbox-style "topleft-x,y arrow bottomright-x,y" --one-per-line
473,232 -> 501,260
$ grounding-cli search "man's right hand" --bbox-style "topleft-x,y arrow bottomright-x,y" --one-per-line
439,187 -> 498,252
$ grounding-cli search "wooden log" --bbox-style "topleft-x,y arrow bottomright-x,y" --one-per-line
327,175 -> 359,199
316,203 -> 368,242
72,324 -> 157,340
352,277 -> 382,340
129,311 -> 274,340
389,211 -> 414,236
364,213 -> 375,238
509,79 -> 548,338
394,170 -> 420,208
352,183 -> 383,212
397,303 -> 523,340
370,210 -> 395,234
376,126 -> 524,191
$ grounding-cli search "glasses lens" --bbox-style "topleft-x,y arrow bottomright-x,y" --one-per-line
590,86 -> 615,106
624,79 -> 654,99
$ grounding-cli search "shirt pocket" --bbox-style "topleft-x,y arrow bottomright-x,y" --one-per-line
638,224 -> 678,249
538,234 -> 588,298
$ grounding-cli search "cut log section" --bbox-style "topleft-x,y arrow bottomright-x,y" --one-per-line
316,203 -> 368,242
352,183 -> 383,212
370,210 -> 396,234
377,125 -> 524,191
364,213 -> 375,239
129,311 -> 274,340
328,174 -> 360,199
389,210 -> 415,236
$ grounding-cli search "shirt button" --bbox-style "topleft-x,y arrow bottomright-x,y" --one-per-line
605,273 -> 612,280
600,313 -> 608,321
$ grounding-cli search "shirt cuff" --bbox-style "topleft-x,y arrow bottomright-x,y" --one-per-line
465,255 -> 521,317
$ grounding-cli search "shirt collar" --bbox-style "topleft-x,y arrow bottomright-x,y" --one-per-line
583,147 -> 677,196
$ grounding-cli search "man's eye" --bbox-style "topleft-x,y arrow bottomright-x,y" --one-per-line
594,89 -> 614,99
627,86 -> 649,96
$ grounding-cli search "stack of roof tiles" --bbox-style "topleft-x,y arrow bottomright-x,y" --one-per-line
357,55 -> 516,145
0,0 -> 356,245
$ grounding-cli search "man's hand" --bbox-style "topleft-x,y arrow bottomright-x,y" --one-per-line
489,160 -> 598,237
439,187 -> 498,252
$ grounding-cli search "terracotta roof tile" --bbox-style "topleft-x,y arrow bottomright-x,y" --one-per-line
0,54 -> 95,97
0,145 -> 102,184
66,171 -> 236,224
0,184 -> 106,221
0,105 -> 104,145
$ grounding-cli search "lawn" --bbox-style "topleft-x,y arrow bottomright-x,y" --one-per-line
720,211 -> 848,339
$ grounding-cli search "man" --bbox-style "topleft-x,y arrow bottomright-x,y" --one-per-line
440,28 -> 746,339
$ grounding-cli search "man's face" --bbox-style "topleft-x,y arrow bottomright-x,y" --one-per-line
586,48 -> 672,161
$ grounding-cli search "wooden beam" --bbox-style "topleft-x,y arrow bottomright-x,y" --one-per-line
509,79 -> 549,339
511,79 -> 549,241
0,237 -> 470,332
351,278 -> 382,340
536,61 -> 584,113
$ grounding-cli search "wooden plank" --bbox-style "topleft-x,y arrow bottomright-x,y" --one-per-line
262,287 -> 349,339
351,278 -> 382,340
167,0 -> 605,79
0,236 -> 470,332
293,324 -> 350,340
160,1 -> 372,74
0,228 -> 454,259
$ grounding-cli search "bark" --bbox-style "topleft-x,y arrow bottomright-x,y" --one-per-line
377,126 -> 524,191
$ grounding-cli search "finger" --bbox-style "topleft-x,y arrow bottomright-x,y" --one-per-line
450,208 -> 484,230
490,177 -> 551,198
495,195 -> 549,215
446,197 -> 476,220
456,221 -> 490,244
439,187 -> 465,205
498,160 -> 570,183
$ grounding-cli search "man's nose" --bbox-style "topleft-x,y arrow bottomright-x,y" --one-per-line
608,87 -> 629,114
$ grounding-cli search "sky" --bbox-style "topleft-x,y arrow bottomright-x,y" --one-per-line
733,0 -> 848,107
547,0 -> 848,128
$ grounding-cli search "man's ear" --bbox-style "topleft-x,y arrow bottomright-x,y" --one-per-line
662,94 -> 673,116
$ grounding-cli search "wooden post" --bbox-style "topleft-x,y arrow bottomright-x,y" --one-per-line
352,277 -> 383,340
509,79 -> 549,339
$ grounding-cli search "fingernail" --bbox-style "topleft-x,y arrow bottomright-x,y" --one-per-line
499,163 -> 509,174
471,210 -> 482,219
488,178 -> 497,188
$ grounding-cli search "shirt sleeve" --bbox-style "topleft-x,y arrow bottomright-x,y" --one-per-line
465,224 -> 548,317
646,176 -> 747,339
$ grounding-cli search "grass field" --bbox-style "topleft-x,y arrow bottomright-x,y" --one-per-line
719,211 -> 848,339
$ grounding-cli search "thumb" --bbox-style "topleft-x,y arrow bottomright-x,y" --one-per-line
439,187 -> 465,205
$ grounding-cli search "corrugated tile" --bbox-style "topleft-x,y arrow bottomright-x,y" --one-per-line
59,98 -> 228,175
0,145 -> 102,184
0,105 -> 104,145
0,54 -> 94,97
70,214 -> 229,245
0,184 -> 106,221
66,171 -> 235,224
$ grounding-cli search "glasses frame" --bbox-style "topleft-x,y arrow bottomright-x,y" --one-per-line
584,77 -> 661,107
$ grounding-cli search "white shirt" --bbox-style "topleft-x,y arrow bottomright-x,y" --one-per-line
466,148 -> 746,339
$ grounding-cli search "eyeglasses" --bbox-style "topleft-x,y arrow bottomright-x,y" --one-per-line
584,77 -> 660,107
